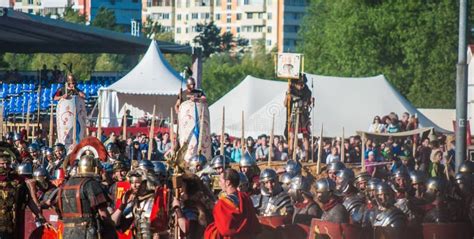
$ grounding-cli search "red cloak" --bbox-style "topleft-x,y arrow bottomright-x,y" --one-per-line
204,191 -> 260,239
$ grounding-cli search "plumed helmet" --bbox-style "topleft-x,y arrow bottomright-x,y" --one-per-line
13,133 -> 22,141
315,178 -> 336,193
77,154 -> 101,177
152,161 -> 167,177
211,155 -> 230,169
289,175 -> 310,193
239,152 -> 256,167
410,171 -> 427,184
33,167 -> 49,181
353,171 -> 371,187
138,160 -> 154,172
459,160 -> 474,174
336,168 -> 355,193
28,143 -> 40,153
327,161 -> 346,172
392,167 -> 409,179
189,155 -> 207,168
17,162 -> 33,176
285,160 -> 302,177
260,168 -> 278,183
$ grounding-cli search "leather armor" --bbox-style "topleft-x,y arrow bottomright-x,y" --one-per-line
0,176 -> 23,234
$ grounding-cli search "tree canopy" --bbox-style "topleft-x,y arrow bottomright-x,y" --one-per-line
299,0 -> 458,108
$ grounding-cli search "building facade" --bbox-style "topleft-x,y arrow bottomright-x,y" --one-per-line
142,0 -> 307,52
5,0 -> 70,18
74,0 -> 142,29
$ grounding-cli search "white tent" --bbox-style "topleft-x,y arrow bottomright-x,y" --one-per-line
209,74 -> 449,137
98,41 -> 184,127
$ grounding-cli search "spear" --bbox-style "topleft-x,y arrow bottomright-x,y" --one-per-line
72,100 -> 77,145
97,99 -> 102,140
122,106 -> 127,141
0,103 -> 3,139
241,111 -> 245,153
197,104 -> 205,156
292,108 -> 300,161
361,134 -> 366,172
170,107 -> 175,152
341,127 -> 345,163
316,124 -> 323,174
26,99 -> 31,140
147,105 -> 156,160
268,114 -> 275,166
49,101 -> 54,147
220,106 -> 225,156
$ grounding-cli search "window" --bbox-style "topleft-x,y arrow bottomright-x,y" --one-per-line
186,27 -> 189,33
177,27 -> 181,33
236,27 -> 241,33
226,26 -> 231,31
216,13 -> 221,20
244,0 -> 249,4
266,40 -> 271,46
28,0 -> 33,4
192,26 -> 196,32
246,12 -> 253,19
132,0 -> 138,3
192,13 -> 199,19
227,5 -> 231,10
258,12 -> 263,19
267,12 -> 272,20
162,13 -> 170,19
177,14 -> 182,20
267,26 -> 272,33
254,26 -> 263,32
236,13 -> 241,20
186,14 -> 189,20
227,18 -> 231,23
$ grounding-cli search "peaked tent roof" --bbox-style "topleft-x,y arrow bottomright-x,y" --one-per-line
0,8 -> 191,54
209,74 -> 450,137
102,40 -> 184,95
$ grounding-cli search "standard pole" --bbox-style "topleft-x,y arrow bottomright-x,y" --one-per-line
455,0 -> 468,172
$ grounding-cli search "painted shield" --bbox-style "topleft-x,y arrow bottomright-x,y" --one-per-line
56,96 -> 86,149
177,100 -> 211,163
115,181 -> 132,239
24,209 -> 61,239
258,215 -> 291,229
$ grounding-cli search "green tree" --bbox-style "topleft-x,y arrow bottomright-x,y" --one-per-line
142,16 -> 174,42
193,21 -> 241,58
62,5 -> 86,24
299,0 -> 457,108
91,7 -> 117,30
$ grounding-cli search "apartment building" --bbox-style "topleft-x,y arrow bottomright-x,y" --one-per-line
74,0 -> 142,28
5,0 -> 71,18
142,0 -> 307,52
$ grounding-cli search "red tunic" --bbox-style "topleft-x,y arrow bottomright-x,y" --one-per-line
204,191 -> 260,239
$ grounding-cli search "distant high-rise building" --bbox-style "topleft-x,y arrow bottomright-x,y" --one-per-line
9,0 -> 71,18
142,0 -> 307,52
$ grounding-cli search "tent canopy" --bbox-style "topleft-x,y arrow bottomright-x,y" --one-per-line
209,74 -> 450,138
98,41 -> 184,126
0,8 -> 192,54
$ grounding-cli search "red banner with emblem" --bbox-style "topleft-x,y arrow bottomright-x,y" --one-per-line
115,181 -> 132,239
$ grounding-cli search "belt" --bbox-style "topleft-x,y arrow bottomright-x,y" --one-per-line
63,221 -> 88,227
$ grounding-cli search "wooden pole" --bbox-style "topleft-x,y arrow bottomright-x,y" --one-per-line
0,103 -> 3,139
268,114 -> 275,166
26,99 -> 31,139
49,101 -> 54,147
97,99 -> 102,140
341,127 -> 345,163
147,105 -> 156,160
170,107 -> 175,152
317,124 -> 323,174
197,104 -> 205,155
286,79 -> 291,142
292,108 -> 300,161
36,78 -> 41,129
220,106 -> 225,156
122,106 -> 127,141
241,111 -> 245,153
72,101 -> 77,145
361,134 -> 366,172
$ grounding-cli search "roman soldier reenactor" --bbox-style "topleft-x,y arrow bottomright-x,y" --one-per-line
0,145 -> 28,239
372,182 -> 407,227
251,168 -> 293,217
335,168 -> 366,224
288,175 -> 322,225
314,178 -> 349,223
284,74 -> 313,158
57,152 -> 116,238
